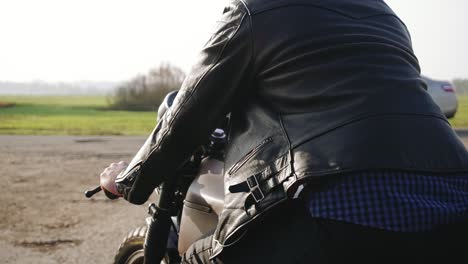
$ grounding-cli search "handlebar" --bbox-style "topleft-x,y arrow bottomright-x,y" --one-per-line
84,186 -> 102,198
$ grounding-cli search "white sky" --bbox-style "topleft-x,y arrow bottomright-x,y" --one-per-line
0,0 -> 466,82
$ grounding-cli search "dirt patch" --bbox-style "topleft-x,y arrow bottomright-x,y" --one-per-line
0,102 -> 16,108
74,138 -> 107,143
16,239 -> 82,252
42,221 -> 80,230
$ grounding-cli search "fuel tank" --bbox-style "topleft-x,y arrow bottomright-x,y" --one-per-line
178,157 -> 224,254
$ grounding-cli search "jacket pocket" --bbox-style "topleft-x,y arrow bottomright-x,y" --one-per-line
227,137 -> 273,175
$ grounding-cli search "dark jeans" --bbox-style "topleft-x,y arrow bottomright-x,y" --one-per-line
182,200 -> 468,264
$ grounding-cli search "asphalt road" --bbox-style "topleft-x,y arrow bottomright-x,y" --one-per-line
1,130 -> 467,263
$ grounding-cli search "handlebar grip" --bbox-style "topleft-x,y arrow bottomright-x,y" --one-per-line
85,186 -> 102,198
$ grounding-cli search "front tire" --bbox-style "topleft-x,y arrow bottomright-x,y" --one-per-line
114,226 -> 170,264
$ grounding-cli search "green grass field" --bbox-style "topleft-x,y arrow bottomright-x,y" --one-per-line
0,96 -> 157,135
1,95 -> 468,136
448,96 -> 468,128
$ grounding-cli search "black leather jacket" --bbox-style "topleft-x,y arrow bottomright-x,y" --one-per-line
116,0 -> 468,258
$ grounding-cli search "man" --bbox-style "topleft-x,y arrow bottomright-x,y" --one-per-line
100,0 -> 468,263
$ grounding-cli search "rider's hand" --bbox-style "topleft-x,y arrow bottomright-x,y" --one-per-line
100,161 -> 128,199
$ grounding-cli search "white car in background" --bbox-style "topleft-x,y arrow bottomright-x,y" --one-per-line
423,76 -> 458,118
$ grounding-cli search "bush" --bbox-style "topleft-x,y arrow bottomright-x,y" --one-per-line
453,79 -> 468,95
109,63 -> 185,111
0,102 -> 16,108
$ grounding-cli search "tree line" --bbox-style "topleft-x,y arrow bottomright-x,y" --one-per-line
109,63 -> 185,111
453,79 -> 468,95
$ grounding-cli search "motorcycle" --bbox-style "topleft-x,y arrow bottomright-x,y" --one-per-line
85,91 -> 226,264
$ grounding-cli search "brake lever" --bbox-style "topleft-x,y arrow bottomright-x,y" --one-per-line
85,186 -> 102,198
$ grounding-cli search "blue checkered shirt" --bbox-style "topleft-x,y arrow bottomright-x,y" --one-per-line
307,171 -> 468,232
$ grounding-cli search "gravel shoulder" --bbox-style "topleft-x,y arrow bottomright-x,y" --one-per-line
1,132 -> 467,263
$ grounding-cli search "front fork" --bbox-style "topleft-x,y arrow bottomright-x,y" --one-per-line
145,205 -> 180,263
143,180 -> 180,264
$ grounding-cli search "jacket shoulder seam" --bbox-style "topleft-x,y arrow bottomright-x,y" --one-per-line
248,3 -> 397,20
238,0 -> 252,16
238,0 -> 256,77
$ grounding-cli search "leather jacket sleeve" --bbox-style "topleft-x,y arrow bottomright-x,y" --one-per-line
116,1 -> 253,205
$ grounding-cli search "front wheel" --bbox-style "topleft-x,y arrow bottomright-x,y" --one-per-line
114,226 -> 170,264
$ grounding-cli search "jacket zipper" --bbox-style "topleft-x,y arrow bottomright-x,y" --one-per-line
227,137 -> 273,175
